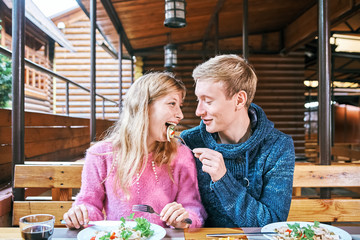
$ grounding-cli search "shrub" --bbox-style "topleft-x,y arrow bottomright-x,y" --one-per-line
0,20 -> 12,108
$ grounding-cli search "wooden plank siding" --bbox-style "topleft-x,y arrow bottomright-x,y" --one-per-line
0,109 -> 115,186
53,10 -> 133,120
142,53 -> 305,157
1,32 -> 53,113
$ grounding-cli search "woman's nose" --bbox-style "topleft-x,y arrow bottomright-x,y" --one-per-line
176,107 -> 184,120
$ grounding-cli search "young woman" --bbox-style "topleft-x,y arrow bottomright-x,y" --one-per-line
63,72 -> 206,229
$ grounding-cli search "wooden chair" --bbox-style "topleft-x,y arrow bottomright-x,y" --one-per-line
288,164 -> 360,222
13,164 -> 83,226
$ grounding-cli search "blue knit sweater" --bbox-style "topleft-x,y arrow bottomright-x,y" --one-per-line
180,103 -> 295,227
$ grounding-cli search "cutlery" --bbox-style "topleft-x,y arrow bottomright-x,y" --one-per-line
207,232 -> 278,237
60,220 -> 119,226
132,204 -> 192,225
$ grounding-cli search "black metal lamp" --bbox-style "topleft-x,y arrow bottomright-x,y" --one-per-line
164,43 -> 177,68
164,0 -> 187,28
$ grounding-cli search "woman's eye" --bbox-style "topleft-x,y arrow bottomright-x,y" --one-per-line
169,102 -> 176,106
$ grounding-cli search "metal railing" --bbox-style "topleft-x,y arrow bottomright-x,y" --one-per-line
0,45 -> 118,119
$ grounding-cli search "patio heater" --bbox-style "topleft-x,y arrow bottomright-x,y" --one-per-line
164,0 -> 187,28
164,43 -> 177,68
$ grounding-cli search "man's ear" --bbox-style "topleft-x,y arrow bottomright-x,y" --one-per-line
235,90 -> 247,110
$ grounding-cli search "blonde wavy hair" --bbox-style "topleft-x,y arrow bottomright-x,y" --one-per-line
105,72 -> 186,196
192,54 -> 257,108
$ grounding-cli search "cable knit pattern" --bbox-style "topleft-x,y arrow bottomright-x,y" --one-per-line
180,103 -> 295,227
74,142 -> 207,228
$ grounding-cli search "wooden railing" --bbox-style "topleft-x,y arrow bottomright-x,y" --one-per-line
0,109 -> 115,185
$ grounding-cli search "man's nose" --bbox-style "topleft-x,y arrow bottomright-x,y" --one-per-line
195,102 -> 205,117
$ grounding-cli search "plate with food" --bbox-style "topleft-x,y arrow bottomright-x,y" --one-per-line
261,221 -> 351,240
77,217 -> 166,240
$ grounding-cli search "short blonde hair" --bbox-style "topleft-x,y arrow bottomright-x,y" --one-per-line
106,72 -> 186,196
192,54 -> 257,108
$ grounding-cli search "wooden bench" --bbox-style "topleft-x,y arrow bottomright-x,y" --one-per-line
13,163 -> 360,226
13,164 -> 83,226
288,164 -> 360,222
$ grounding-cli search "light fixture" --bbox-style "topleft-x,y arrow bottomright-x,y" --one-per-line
164,43 -> 177,68
164,0 -> 187,28
57,22 -> 66,30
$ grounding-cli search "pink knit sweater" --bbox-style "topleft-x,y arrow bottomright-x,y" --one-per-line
74,141 -> 207,228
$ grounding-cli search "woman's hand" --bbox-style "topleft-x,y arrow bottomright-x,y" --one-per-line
63,204 -> 89,229
160,202 -> 190,229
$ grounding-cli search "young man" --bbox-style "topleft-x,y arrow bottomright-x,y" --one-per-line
180,54 -> 295,227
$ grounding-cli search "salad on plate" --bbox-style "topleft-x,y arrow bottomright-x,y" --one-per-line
273,221 -> 339,240
89,214 -> 154,240
261,221 -> 350,240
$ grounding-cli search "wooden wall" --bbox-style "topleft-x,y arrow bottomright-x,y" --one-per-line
53,8 -> 133,120
252,53 -> 306,157
143,52 -> 306,157
0,109 -> 115,186
334,104 -> 360,144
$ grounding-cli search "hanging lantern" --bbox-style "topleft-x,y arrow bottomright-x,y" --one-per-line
164,0 -> 187,28
164,44 -> 177,68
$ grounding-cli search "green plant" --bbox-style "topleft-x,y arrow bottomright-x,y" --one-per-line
0,54 -> 12,108
0,20 -> 12,108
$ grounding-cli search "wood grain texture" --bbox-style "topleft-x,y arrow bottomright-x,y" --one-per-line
293,165 -> 360,188
288,199 -> 360,222
14,165 -> 83,188
13,201 -> 73,226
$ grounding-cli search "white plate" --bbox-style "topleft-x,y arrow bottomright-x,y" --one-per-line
77,221 -> 166,240
261,221 -> 351,240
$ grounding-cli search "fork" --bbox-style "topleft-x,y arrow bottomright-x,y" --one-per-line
174,135 -> 190,148
132,204 -> 192,225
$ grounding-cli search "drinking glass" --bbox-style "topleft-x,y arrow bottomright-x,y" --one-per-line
19,214 -> 55,240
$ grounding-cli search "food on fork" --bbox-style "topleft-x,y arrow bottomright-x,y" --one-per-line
166,123 -> 176,142
273,221 -> 340,240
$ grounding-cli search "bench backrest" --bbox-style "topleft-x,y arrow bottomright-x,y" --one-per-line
13,163 -> 360,225
288,164 -> 360,222
13,164 -> 83,226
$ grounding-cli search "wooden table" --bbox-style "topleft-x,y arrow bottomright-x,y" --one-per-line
0,226 -> 359,240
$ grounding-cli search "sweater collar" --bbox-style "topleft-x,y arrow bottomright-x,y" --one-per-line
199,103 -> 274,159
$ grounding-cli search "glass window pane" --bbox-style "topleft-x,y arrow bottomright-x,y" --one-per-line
165,2 -> 174,10
176,11 -> 185,18
175,2 -> 184,9
166,11 -> 174,18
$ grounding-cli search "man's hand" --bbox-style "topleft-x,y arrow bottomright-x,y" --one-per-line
193,148 -> 227,182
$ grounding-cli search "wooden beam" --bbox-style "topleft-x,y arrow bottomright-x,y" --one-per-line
283,0 -> 358,52
100,0 -> 133,55
202,0 -> 226,44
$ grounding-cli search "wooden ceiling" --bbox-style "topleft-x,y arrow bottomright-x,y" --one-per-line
77,0 -> 360,57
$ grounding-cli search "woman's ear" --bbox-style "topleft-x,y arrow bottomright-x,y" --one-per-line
235,90 -> 247,110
